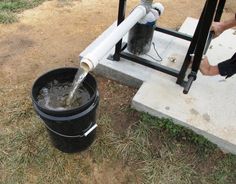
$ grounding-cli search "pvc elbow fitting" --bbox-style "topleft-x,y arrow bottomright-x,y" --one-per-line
152,3 -> 164,16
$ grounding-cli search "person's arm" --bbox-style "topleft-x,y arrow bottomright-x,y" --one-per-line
211,14 -> 236,37
200,53 -> 236,77
218,53 -> 236,78
199,14 -> 236,76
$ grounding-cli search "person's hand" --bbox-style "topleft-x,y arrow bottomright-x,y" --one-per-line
199,56 -> 220,76
199,56 -> 210,75
211,22 -> 225,38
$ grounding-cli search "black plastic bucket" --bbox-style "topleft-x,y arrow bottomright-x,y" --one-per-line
32,67 -> 99,153
127,23 -> 155,55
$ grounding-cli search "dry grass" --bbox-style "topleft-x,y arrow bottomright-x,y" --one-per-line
0,81 -> 236,184
0,10 -> 17,23
0,0 -> 46,23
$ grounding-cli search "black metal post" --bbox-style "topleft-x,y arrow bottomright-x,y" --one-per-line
191,0 -> 218,72
214,0 -> 226,22
113,0 -> 127,61
183,0 -> 218,94
203,0 -> 226,55
176,1 -> 208,85
178,0 -> 225,87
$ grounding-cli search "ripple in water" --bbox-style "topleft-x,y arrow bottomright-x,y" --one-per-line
37,78 -> 90,111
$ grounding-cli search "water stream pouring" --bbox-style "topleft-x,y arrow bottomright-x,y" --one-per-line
66,68 -> 88,106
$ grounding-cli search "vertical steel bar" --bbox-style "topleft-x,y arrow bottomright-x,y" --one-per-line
191,0 -> 218,72
201,0 -> 226,56
176,1 -> 208,85
113,0 -> 127,61
202,0 -> 225,57
214,0 -> 226,22
183,0 -> 218,94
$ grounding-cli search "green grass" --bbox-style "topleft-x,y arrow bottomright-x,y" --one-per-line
0,10 -> 17,23
210,154 -> 236,183
140,114 -> 217,154
89,114 -> 119,161
0,0 -> 46,24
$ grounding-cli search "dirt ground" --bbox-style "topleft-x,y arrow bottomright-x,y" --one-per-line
0,0 -> 235,87
0,0 -> 236,183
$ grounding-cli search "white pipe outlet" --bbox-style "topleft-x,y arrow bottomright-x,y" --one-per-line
80,5 -> 147,72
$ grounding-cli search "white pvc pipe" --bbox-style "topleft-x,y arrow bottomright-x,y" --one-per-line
80,5 -> 147,72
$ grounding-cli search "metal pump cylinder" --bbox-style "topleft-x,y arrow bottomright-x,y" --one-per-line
127,3 -> 164,55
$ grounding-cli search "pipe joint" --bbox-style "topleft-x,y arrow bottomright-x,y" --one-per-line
140,0 -> 153,12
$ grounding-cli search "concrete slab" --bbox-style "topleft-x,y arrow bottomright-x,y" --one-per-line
80,17 -> 236,154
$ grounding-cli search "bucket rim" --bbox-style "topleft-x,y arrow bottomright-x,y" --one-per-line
31,67 -> 97,116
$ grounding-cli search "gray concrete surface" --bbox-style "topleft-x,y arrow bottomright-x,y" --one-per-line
80,17 -> 236,154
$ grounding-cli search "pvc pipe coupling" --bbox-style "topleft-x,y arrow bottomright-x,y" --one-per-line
140,0 -> 153,7
152,3 -> 164,16
140,0 -> 153,12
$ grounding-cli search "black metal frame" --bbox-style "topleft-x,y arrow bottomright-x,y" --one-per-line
111,0 -> 226,94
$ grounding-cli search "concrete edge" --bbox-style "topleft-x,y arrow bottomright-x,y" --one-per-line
131,99 -> 236,155
94,63 -> 143,88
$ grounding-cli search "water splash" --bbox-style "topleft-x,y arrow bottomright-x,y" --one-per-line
37,68 -> 90,110
66,68 -> 88,105
37,79 -> 90,110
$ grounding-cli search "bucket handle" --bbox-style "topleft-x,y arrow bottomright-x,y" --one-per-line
42,121 -> 97,138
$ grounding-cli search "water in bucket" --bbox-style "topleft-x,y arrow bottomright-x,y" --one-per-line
66,68 -> 88,106
37,68 -> 89,110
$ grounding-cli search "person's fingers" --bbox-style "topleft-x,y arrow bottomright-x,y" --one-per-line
211,25 -> 218,38
199,56 -> 210,75
210,22 -> 224,38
